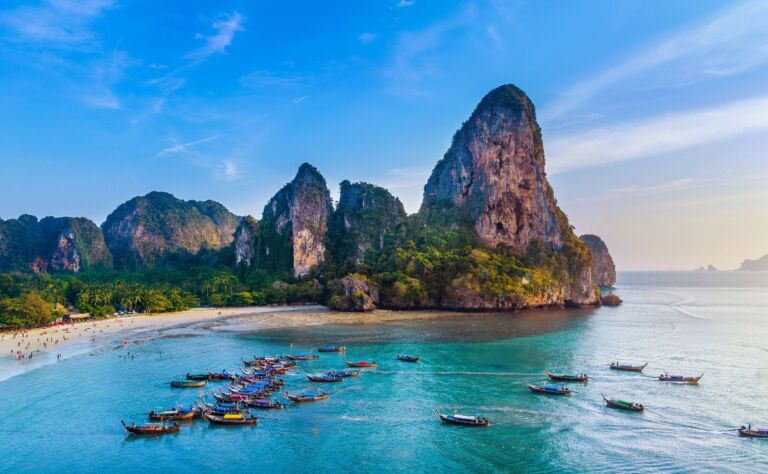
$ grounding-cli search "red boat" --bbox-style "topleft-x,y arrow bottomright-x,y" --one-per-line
344,360 -> 377,368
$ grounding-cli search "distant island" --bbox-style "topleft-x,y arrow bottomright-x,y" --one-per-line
694,265 -> 718,272
0,84 -> 619,329
738,255 -> 768,271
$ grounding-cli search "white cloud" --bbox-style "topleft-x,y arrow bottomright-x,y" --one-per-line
542,0 -> 768,121
0,0 -> 115,48
155,135 -> 220,158
185,12 -> 244,62
612,178 -> 695,195
219,160 -> 240,181
397,0 -> 415,7
292,95 -> 310,104
358,32 -> 377,43
546,94 -> 768,173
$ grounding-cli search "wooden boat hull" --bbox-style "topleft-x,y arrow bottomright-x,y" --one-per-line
739,428 -> 768,438
436,410 -> 490,427
527,384 -> 571,395
122,420 -> 180,435
318,346 -> 345,353
170,380 -> 206,388
148,410 -> 195,421
344,361 -> 377,368
306,374 -> 343,383
658,374 -> 703,384
286,393 -> 329,402
397,355 -> 420,362
286,355 -> 318,361
602,395 -> 644,412
545,370 -> 588,383
205,414 -> 257,425
610,363 -> 647,372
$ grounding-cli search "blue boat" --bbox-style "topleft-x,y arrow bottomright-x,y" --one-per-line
526,382 -> 571,395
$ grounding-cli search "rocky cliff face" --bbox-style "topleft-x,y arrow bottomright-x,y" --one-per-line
233,216 -> 259,267
258,163 -> 332,278
421,84 -> 564,252
738,255 -> 768,271
0,215 -> 111,273
102,191 -> 240,269
419,84 -> 598,306
580,234 -> 616,287
328,181 -> 407,264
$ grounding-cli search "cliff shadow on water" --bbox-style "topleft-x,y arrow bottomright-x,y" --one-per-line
249,306 -> 598,345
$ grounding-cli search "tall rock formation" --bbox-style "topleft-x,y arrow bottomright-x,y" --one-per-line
420,84 -> 598,306
233,216 -> 259,267
0,215 -> 111,272
328,181 -> 407,265
258,163 -> 332,278
580,234 -> 616,287
102,191 -> 240,269
421,84 -> 564,252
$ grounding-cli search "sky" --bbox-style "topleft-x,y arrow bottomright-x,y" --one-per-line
1,0 -> 767,271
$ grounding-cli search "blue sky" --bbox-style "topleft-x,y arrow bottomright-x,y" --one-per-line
1,0 -> 768,270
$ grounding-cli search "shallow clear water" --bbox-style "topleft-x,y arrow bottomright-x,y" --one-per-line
1,271 -> 767,473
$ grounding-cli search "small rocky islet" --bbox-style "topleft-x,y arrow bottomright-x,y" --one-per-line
0,84 -> 619,312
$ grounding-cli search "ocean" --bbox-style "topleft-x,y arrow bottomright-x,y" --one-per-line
0,271 -> 766,473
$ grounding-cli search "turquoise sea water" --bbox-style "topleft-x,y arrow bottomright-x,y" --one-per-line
1,271 -> 767,473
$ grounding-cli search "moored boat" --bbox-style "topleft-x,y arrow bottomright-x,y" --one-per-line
739,425 -> 768,438
318,344 -> 345,353
171,379 -> 206,388
610,362 -> 647,372
306,373 -> 344,383
286,354 -> 319,361
205,412 -> 258,426
435,409 -> 490,427
658,373 -> 703,384
526,382 -> 571,395
121,420 -> 180,435
344,360 -> 377,368
397,354 -> 420,363
285,390 -> 329,402
545,369 -> 588,383
148,406 -> 196,421
327,369 -> 359,378
602,394 -> 644,412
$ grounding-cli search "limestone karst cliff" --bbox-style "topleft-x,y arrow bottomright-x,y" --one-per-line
580,234 -> 616,287
102,191 -> 239,269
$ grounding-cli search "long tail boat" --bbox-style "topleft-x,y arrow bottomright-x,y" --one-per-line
545,369 -> 589,383
739,425 -> 768,438
306,373 -> 344,383
610,362 -> 647,372
318,344 -> 345,353
171,380 -> 206,388
327,369 -> 359,378
121,420 -> 180,435
148,407 -> 196,421
186,372 -> 210,381
246,399 -> 284,410
658,373 -> 703,384
526,382 -> 571,395
435,409 -> 490,427
285,391 -> 329,402
602,394 -> 644,412
286,354 -> 319,361
205,413 -> 258,426
397,354 -> 420,362
344,360 -> 377,368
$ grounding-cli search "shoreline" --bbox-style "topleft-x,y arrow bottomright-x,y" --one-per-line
0,305 -> 508,382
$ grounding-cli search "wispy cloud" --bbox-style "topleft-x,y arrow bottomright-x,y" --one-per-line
397,0 -> 415,7
292,95 -> 310,104
358,32 -> 377,43
385,5 -> 476,96
155,135 -> 220,158
612,178 -> 695,195
542,0 -> 768,121
239,70 -> 302,88
185,11 -> 244,62
0,0 -> 115,49
546,94 -> 768,173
